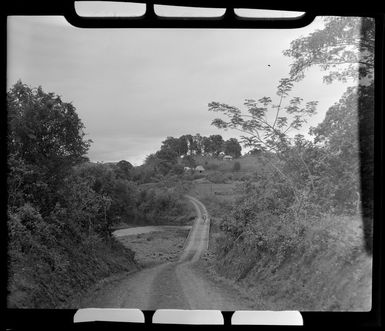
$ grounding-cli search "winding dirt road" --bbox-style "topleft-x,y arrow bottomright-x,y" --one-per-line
79,196 -> 252,310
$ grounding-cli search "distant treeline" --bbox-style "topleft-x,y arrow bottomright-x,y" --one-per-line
158,134 -> 242,158
132,134 -> 242,179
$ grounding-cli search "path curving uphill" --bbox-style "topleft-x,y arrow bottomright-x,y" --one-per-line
79,196 -> 252,310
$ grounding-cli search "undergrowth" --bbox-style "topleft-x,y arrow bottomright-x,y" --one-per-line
7,218 -> 138,308
212,212 -> 371,311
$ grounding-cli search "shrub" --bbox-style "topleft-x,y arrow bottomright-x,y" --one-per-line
205,163 -> 219,171
232,161 -> 241,172
207,171 -> 227,183
193,173 -> 205,180
135,186 -> 191,225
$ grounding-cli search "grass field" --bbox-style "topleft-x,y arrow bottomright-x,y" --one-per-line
190,181 -> 241,202
194,155 -> 263,173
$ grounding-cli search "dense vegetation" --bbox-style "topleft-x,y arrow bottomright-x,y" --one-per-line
6,81 -> 192,308
202,17 -> 374,310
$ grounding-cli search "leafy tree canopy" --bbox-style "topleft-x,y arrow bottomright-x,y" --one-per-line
7,81 -> 92,212
115,160 -> 133,180
283,17 -> 374,84
7,81 -> 91,178
209,78 -> 317,155
224,138 -> 242,158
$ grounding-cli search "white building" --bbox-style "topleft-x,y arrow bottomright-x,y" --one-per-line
195,165 -> 205,173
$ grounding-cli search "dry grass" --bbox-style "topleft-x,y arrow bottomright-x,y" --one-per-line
7,237 -> 138,308
190,182 -> 240,202
210,213 -> 372,311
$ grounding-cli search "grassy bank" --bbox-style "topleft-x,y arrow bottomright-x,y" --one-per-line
204,212 -> 371,311
7,235 -> 138,308
188,156 -> 371,311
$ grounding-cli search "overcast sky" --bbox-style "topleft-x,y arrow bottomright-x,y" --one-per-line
7,14 -> 355,166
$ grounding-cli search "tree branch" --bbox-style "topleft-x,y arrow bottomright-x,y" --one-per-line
272,95 -> 284,130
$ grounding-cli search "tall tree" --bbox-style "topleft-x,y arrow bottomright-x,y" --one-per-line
7,81 -> 91,212
208,135 -> 225,157
209,78 -> 318,212
115,160 -> 133,180
201,136 -> 212,156
224,138 -> 242,158
309,87 -> 361,210
193,133 -> 204,155
7,81 -> 91,172
161,136 -> 188,157
180,134 -> 195,155
177,136 -> 189,156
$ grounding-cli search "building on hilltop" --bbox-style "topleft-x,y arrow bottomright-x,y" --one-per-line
195,165 -> 205,173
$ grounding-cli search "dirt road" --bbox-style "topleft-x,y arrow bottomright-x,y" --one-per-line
79,196 -> 253,310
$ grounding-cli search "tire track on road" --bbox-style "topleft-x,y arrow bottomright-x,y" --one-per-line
147,195 -> 209,309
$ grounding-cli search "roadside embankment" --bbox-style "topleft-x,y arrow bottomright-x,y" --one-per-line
201,213 -> 372,311
8,235 -> 138,308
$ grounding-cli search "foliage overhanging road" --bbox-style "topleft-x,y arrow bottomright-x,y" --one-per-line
79,196 -> 252,310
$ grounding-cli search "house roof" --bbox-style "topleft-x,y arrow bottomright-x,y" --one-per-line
195,165 -> 205,171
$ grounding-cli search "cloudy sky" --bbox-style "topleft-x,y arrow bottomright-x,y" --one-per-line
7,11 -> 355,166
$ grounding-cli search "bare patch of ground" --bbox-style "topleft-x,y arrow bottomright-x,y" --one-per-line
116,227 -> 190,267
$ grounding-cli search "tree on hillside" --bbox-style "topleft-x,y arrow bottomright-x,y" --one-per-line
284,16 -> 375,254
232,161 -> 241,172
224,138 -> 242,158
115,160 -> 133,180
208,135 -> 225,157
248,148 -> 262,156
143,147 -> 182,177
201,136 -> 212,155
181,134 -> 196,155
73,162 -> 137,236
7,81 -> 91,173
193,133 -> 204,155
181,155 -> 196,168
156,148 -> 178,164
177,136 -> 189,156
7,81 -> 91,212
161,136 -> 188,157
309,87 -> 361,211
209,78 -> 320,215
